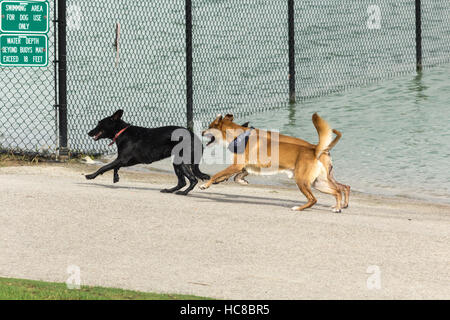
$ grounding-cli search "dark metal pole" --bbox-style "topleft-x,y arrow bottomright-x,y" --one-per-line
288,0 -> 296,103
415,0 -> 422,72
185,0 -> 194,131
53,0 -> 59,150
57,0 -> 68,156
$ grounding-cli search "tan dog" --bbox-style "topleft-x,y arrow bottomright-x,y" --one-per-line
201,113 -> 350,212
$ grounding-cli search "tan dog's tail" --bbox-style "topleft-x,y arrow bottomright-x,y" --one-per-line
326,129 -> 342,152
312,113 -> 333,159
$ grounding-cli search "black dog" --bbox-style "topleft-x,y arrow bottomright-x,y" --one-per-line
85,109 -> 209,195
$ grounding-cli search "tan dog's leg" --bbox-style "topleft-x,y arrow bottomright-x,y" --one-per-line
213,175 -> 231,184
292,180 -> 317,211
335,181 -> 350,208
233,169 -> 249,185
328,165 -> 350,208
291,155 -> 319,211
200,164 -> 245,190
319,153 -> 350,209
212,169 -> 249,185
292,154 -> 317,211
313,175 -> 343,213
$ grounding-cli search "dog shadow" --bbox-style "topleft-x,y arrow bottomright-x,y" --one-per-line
186,191 -> 331,211
78,182 -> 162,192
78,182 -> 331,212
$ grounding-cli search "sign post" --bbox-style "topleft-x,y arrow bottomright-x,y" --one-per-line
0,0 -> 49,67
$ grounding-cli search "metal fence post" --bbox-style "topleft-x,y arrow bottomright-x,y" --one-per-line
415,0 -> 422,72
288,0 -> 296,103
185,0 -> 194,131
57,0 -> 69,157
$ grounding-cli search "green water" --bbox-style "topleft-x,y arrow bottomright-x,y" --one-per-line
245,64 -> 450,203
63,0 -> 449,154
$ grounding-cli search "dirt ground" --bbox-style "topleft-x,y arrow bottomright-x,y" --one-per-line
0,161 -> 449,299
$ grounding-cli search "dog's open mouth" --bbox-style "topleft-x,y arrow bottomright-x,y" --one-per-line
205,134 -> 215,147
93,131 -> 103,141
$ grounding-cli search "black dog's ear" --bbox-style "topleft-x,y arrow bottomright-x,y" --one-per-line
241,122 -> 249,127
224,114 -> 234,122
112,109 -> 124,120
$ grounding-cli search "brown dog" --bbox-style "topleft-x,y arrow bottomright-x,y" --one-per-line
201,113 -> 350,212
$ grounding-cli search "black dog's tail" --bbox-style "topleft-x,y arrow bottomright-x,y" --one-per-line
192,164 -> 210,181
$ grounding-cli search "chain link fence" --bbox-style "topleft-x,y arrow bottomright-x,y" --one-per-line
192,0 -> 289,129
295,0 -> 417,98
1,0 -> 449,156
422,0 -> 450,66
0,0 -> 56,155
295,0 -> 450,99
66,0 -> 186,154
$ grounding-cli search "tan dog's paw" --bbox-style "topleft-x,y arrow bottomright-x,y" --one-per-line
199,183 -> 210,190
237,179 -> 249,185
291,206 -> 302,211
332,207 -> 342,213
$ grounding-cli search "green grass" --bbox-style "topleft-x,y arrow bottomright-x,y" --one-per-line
0,277 -> 211,300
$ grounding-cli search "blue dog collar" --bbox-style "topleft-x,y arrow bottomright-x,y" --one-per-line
228,128 -> 254,154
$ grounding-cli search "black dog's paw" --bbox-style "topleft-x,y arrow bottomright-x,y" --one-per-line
199,174 -> 210,181
160,188 -> 174,193
113,176 -> 120,183
85,174 -> 96,180
175,190 -> 189,196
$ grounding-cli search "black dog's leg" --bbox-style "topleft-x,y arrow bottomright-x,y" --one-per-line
192,164 -> 210,181
175,163 -> 198,196
85,159 -> 122,180
161,164 -> 186,193
113,168 -> 120,183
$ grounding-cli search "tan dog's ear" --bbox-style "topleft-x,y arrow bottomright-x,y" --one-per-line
211,114 -> 223,126
224,114 -> 234,122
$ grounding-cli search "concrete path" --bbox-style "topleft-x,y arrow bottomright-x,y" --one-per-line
1,163 -> 449,299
